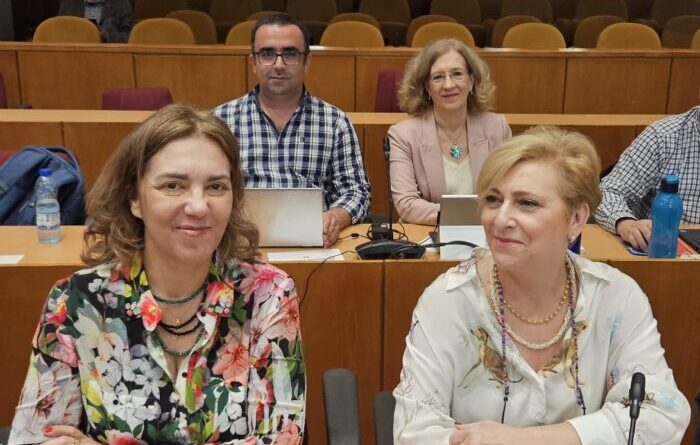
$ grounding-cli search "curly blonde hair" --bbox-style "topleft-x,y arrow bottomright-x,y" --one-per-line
477,126 -> 602,215
82,104 -> 259,266
398,38 -> 496,116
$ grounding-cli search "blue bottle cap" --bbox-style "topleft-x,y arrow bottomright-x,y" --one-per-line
660,174 -> 679,193
39,168 -> 53,177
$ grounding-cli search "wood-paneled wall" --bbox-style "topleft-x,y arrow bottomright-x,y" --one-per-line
0,43 -> 698,113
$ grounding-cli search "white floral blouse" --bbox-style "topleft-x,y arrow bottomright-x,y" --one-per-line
394,250 -> 690,444
10,257 -> 305,444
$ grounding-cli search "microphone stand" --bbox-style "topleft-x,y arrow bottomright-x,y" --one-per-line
627,372 -> 646,445
356,136 -> 425,260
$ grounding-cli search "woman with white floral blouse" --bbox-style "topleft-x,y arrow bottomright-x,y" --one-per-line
10,105 -> 305,445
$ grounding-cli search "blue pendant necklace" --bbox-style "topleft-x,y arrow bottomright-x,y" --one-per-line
435,114 -> 467,161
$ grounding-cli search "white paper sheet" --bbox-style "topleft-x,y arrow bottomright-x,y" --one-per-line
0,254 -> 23,264
266,249 -> 345,262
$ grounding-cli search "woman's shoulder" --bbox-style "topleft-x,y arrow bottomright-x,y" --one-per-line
417,250 -> 486,309
573,254 -> 646,304
469,110 -> 508,127
230,260 -> 297,297
389,112 -> 430,135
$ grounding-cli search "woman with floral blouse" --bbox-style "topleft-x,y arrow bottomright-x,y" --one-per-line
9,105 -> 305,444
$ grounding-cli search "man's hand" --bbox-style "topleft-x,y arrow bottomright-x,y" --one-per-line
616,218 -> 652,250
323,207 -> 351,247
41,425 -> 101,445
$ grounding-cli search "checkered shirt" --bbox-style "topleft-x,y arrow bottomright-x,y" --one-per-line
594,106 -> 700,233
214,88 -> 370,223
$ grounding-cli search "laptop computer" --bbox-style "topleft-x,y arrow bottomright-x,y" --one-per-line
436,194 -> 486,259
243,188 -> 324,247
679,228 -> 700,253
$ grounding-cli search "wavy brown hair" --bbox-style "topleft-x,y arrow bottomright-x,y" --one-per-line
82,104 -> 259,266
398,38 -> 496,116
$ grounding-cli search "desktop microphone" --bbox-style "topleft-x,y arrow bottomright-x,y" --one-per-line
627,372 -> 646,445
356,136 -> 425,260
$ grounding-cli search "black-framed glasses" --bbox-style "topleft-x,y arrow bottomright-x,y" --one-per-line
253,48 -> 308,65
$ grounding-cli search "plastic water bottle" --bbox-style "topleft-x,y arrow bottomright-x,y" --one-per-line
648,174 -> 683,258
35,168 -> 61,244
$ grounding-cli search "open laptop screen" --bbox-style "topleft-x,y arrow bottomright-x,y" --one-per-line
243,188 -> 324,247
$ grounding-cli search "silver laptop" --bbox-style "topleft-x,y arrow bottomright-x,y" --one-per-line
243,188 -> 324,247
438,194 -> 486,259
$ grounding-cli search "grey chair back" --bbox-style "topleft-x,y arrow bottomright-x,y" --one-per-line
374,391 -> 396,445
323,368 -> 361,445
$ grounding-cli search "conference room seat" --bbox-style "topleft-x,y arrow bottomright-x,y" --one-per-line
225,20 -> 257,46
411,22 -> 476,48
429,0 -> 487,47
596,22 -> 662,49
635,0 -> 700,34
555,0 -> 628,45
489,14 -> 541,47
572,14 -> 625,48
373,391 -> 396,445
693,29 -> 700,49
323,368 -> 361,445
375,68 -> 403,112
128,18 -> 196,45
405,14 -> 456,47
33,16 -> 101,43
286,0 -> 338,44
102,87 -> 174,110
247,10 -> 284,21
502,22 -> 566,49
330,12 -> 382,30
320,21 -> 385,47
661,15 -> 700,48
209,0 -> 261,43
500,0 -> 554,23
166,9 -> 217,44
359,0 -> 411,46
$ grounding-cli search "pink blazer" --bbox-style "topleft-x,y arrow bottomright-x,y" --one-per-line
388,109 -> 512,225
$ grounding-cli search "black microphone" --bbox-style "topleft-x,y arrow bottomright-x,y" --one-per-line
627,372 -> 646,445
356,136 -> 424,259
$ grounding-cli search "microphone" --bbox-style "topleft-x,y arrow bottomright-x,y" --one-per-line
627,372 -> 645,445
356,136 -> 425,260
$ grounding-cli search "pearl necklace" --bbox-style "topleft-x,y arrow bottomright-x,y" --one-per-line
503,283 -> 568,325
489,260 -> 575,350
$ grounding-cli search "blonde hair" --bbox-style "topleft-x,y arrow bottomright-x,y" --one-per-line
82,104 -> 259,266
398,38 -> 496,116
477,126 -> 602,214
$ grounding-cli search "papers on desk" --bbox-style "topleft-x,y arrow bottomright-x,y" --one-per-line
439,226 -> 487,260
266,249 -> 345,262
0,254 -> 23,264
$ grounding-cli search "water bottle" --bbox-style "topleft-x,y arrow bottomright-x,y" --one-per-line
35,168 -> 61,244
648,174 -> 683,258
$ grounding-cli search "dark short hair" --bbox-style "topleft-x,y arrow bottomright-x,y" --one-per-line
251,13 -> 311,53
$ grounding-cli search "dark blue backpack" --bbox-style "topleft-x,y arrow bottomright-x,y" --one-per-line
0,146 -> 86,225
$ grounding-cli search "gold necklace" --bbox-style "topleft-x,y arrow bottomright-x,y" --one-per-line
503,281 -> 568,325
434,114 -> 467,161
489,261 -> 575,351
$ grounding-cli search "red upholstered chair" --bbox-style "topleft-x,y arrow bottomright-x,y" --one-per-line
0,72 -> 7,109
375,68 -> 404,112
0,150 -> 17,166
102,87 -> 174,111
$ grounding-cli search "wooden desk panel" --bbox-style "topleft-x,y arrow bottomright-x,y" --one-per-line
484,56 -> 566,113
0,122 -> 63,152
63,121 -> 139,189
134,54 -> 248,109
0,50 -> 21,107
564,58 -> 670,114
363,122 -> 393,216
355,55 -> 411,112
18,51 -> 135,109
667,58 -> 700,114
0,265 -> 81,426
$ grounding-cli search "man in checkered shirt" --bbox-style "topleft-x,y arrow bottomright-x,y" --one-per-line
214,13 -> 370,247
594,105 -> 700,250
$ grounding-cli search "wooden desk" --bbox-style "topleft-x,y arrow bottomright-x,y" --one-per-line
0,44 -> 698,113
1,224 -> 697,443
0,110 -> 664,217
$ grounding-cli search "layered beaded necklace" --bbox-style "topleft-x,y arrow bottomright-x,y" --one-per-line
149,280 -> 208,356
489,254 -> 587,423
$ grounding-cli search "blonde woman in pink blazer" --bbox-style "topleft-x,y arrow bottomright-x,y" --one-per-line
389,39 -> 512,225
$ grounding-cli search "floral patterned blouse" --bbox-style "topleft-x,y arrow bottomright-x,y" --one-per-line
9,257 -> 305,445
